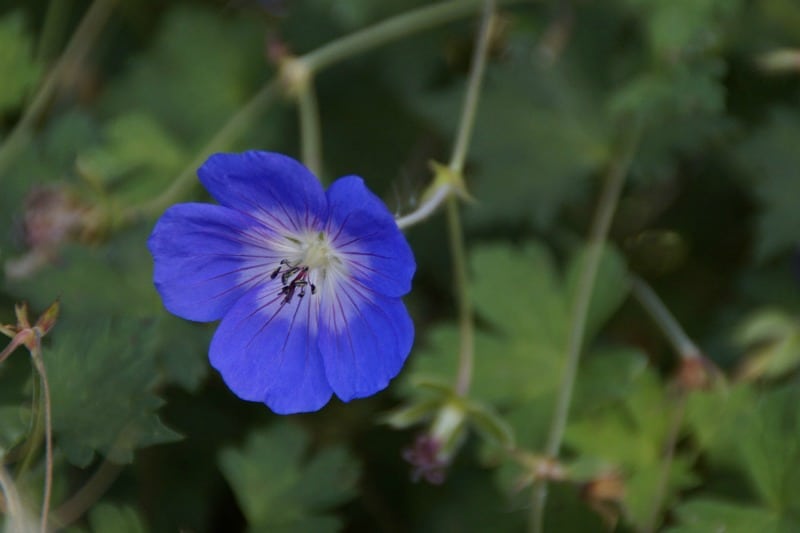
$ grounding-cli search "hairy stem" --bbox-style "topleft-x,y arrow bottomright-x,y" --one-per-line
630,275 -> 702,360
530,116 -> 642,532
31,344 -> 53,533
0,0 -> 115,181
303,0 -> 518,73
448,0 -> 496,396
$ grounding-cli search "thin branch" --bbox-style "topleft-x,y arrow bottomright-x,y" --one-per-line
630,275 -> 702,360
54,460 -> 123,528
530,115 -> 643,532
448,0 -> 496,396
30,345 -> 53,533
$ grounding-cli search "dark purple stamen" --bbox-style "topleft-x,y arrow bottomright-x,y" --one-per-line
271,260 -> 317,304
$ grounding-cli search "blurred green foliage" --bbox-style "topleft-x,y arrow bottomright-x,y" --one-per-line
1,0 -> 800,532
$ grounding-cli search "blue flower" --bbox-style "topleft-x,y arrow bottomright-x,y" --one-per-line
148,151 -> 415,414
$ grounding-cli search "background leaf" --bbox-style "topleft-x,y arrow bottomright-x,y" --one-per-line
219,422 -> 360,533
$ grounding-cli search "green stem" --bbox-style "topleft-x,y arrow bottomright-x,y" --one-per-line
643,394 -> 687,533
16,359 -> 44,478
395,182 -> 452,229
449,0 -> 495,396
629,275 -> 701,360
448,198 -> 475,397
530,115 -> 642,533
54,459 -> 123,528
303,0 -> 517,74
122,79 -> 281,221
450,1 -> 495,175
297,80 -> 323,178
124,0 -> 528,221
0,0 -> 115,181
30,343 -> 53,533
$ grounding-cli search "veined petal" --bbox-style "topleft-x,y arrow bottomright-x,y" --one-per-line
148,203 -> 275,322
209,285 -> 332,414
325,176 -> 415,298
198,151 -> 328,233
318,284 -> 414,402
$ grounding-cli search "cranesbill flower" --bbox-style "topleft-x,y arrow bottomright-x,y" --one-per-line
148,151 -> 415,414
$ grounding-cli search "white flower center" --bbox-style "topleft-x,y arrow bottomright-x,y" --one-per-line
263,230 -> 348,305
298,231 -> 335,270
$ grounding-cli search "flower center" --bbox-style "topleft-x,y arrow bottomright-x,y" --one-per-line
269,231 -> 343,305
299,231 -> 334,270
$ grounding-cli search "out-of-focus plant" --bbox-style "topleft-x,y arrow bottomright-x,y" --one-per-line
2,0 -> 800,531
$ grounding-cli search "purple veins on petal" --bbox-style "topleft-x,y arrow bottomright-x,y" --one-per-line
209,286 -> 332,414
325,176 -> 415,298
148,203 -> 275,322
198,151 -> 327,233
318,283 -> 414,402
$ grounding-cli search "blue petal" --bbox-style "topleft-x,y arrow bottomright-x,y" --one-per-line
318,284 -> 414,402
209,285 -> 333,414
148,203 -> 277,322
325,176 -> 415,298
198,151 -> 327,234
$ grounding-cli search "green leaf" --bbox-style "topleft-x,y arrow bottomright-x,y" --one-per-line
737,387 -> 800,512
45,318 -> 180,467
219,423 -> 360,532
101,6 -> 265,149
566,369 -> 698,529
76,113 -> 187,202
686,386 -> 800,520
416,59 -> 610,229
668,499 -> 795,533
685,383 -> 754,466
736,109 -> 800,260
87,504 -> 147,533
565,244 -> 630,340
467,401 -> 515,449
0,405 -> 30,455
733,308 -> 800,381
0,12 -> 41,115
406,240 -> 629,460
621,0 -> 741,58
572,346 -> 649,415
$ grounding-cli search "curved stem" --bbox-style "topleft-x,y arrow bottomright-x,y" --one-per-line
0,0 -> 115,181
448,198 -> 475,396
395,183 -> 452,230
54,459 -> 123,528
16,361 -> 44,478
450,1 -> 495,175
31,345 -> 53,533
124,0 -> 528,221
297,80 -> 323,178
629,275 -> 701,360
303,0 -> 518,74
449,0 -> 495,396
530,115 -> 643,533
